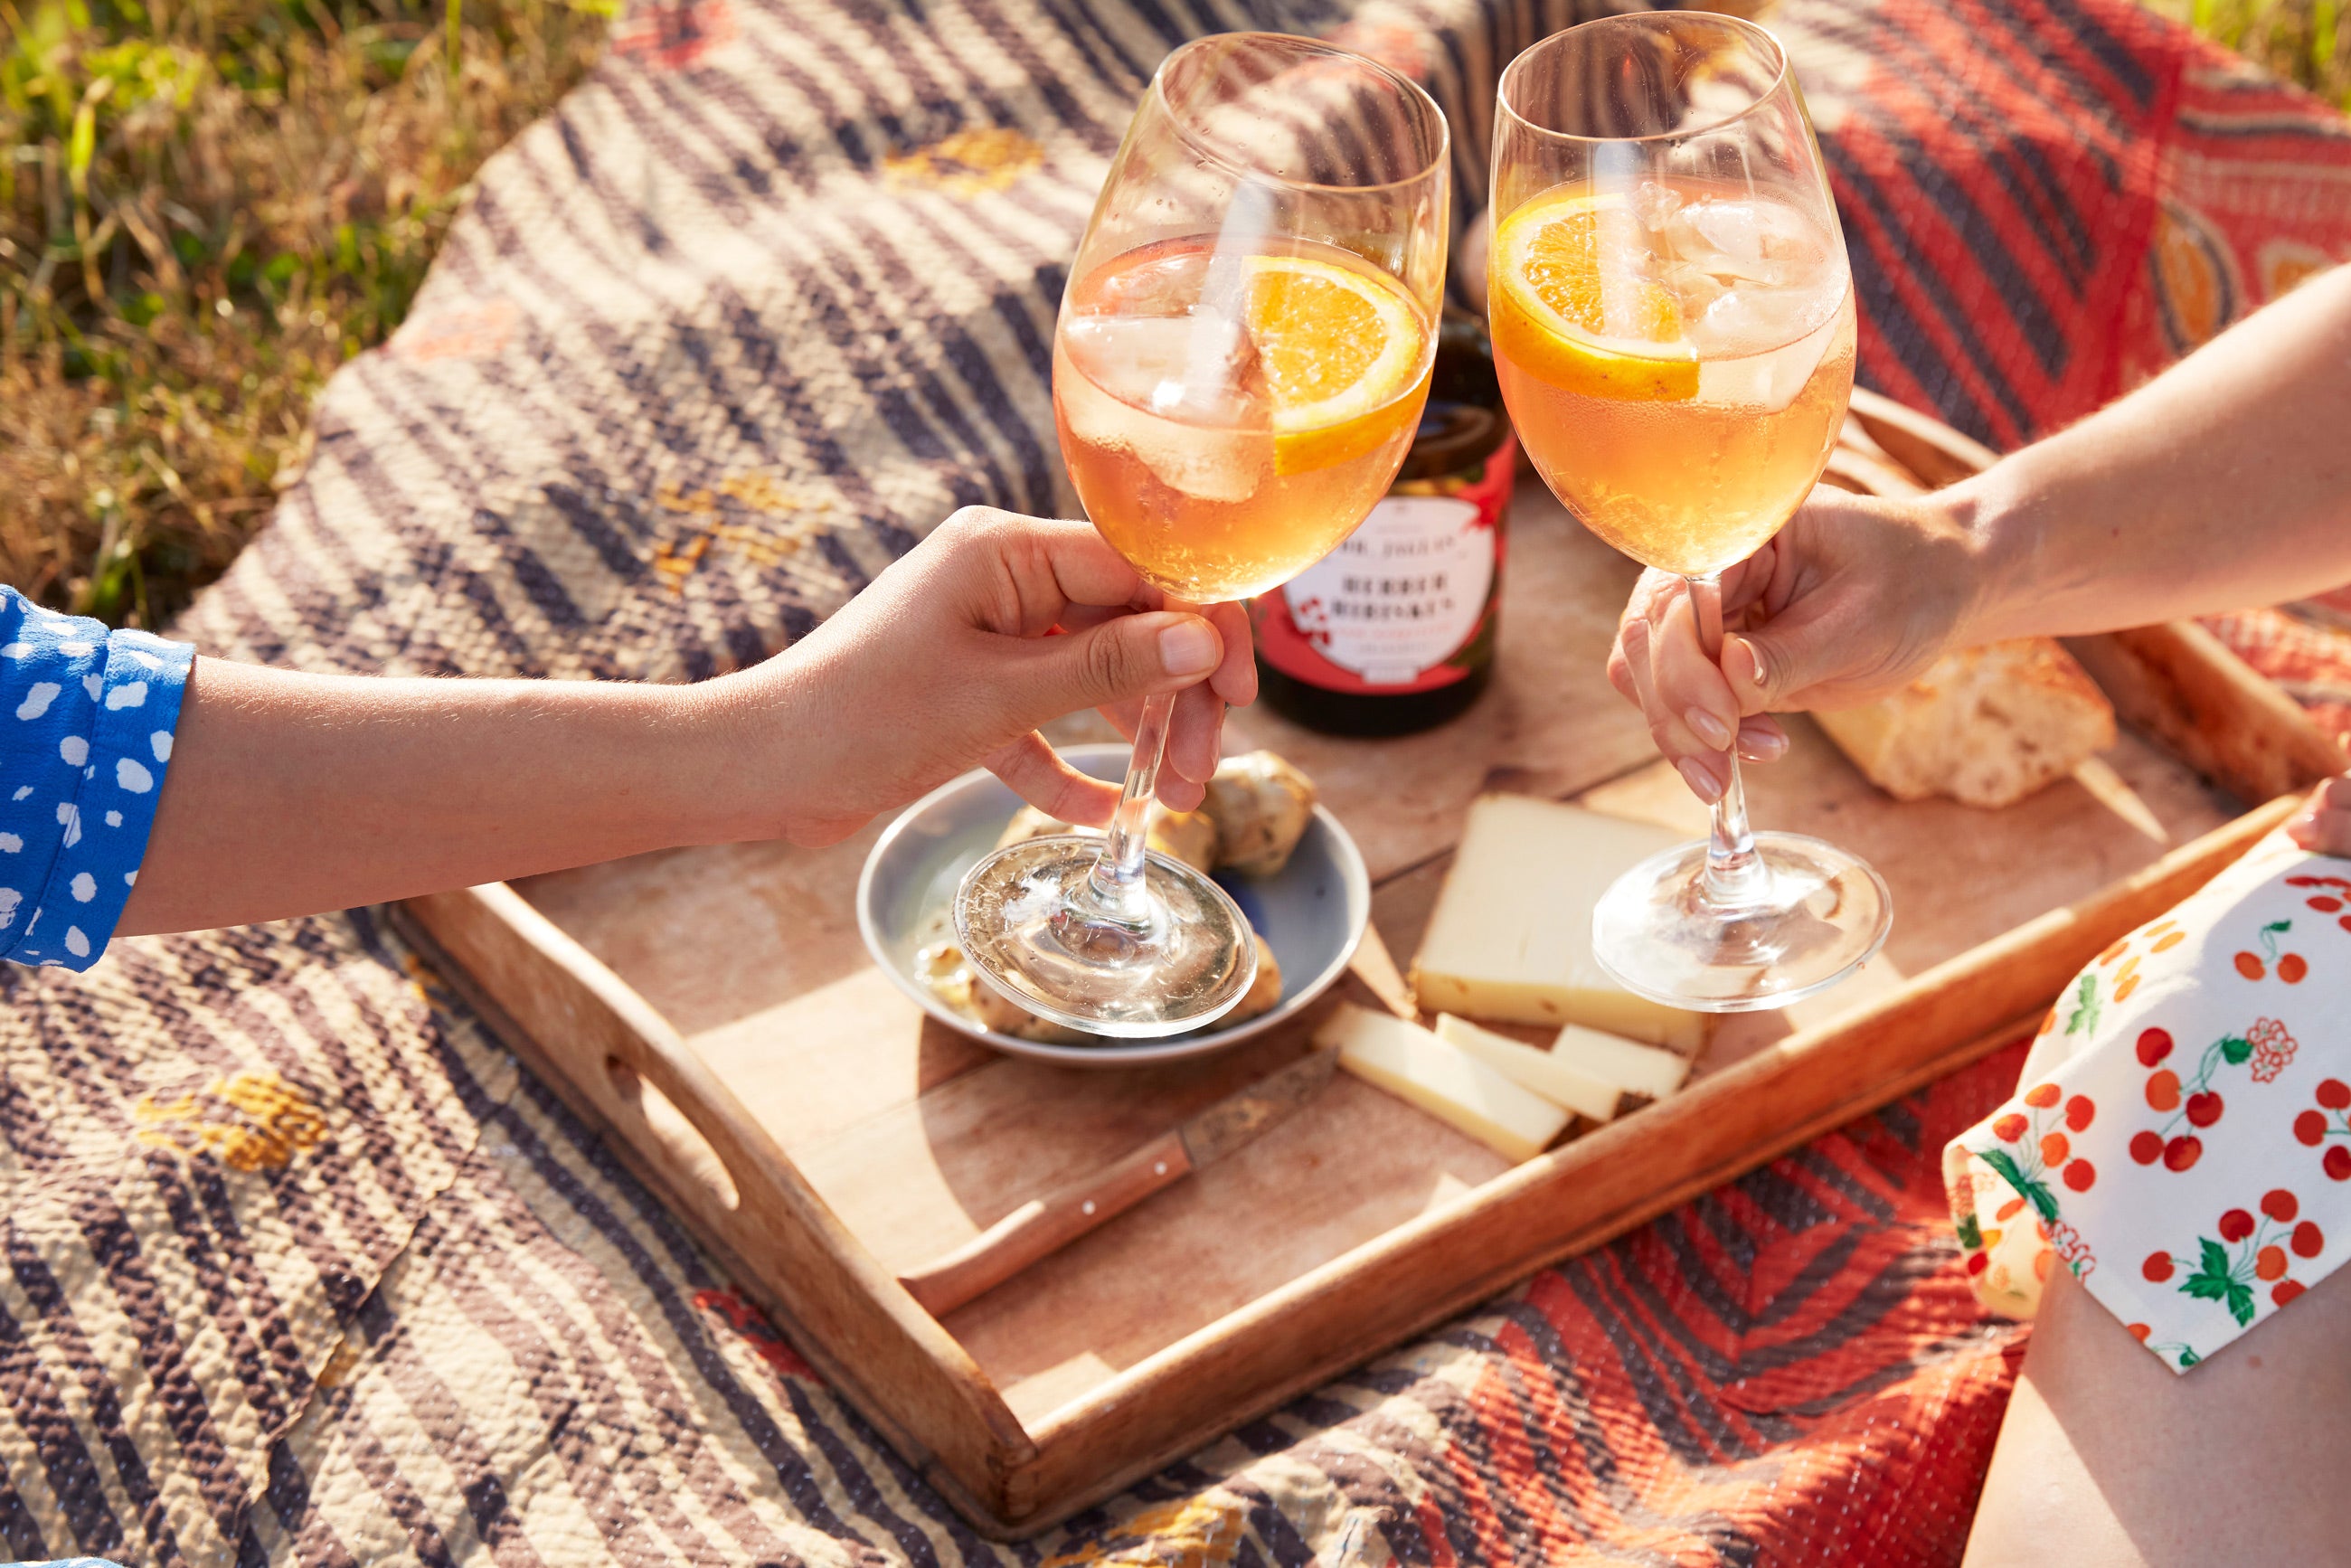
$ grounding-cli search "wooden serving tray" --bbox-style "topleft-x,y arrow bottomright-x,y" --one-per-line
394,388 -> 2345,1537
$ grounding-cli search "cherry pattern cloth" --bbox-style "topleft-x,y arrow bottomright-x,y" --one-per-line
1948,829 -> 2350,1371
0,586 -> 191,970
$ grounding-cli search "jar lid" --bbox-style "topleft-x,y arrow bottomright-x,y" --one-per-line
1396,309 -> 1512,482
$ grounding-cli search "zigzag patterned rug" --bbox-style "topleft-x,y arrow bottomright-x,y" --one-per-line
5,0 -> 2350,1562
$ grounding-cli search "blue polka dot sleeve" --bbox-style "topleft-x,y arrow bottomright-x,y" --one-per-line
0,586 -> 193,970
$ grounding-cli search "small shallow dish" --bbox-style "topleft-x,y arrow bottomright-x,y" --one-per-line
858,742 -> 1371,1067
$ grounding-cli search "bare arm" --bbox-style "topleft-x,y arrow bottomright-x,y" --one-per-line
1609,264 -> 2351,817
118,509 -> 1255,936
1959,261 -> 2351,641
123,665 -> 733,933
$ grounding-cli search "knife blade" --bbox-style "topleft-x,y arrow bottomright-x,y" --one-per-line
897,1048 -> 1338,1318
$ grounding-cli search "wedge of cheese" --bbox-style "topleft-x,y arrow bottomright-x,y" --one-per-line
1549,1023 -> 1691,1103
1433,1014 -> 1621,1123
1317,1003 -> 1569,1162
1410,795 -> 1711,1049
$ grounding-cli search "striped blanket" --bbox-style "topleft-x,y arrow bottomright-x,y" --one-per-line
5,0 -> 2351,1562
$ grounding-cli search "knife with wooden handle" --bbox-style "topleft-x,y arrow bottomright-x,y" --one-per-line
897,1047 -> 1338,1318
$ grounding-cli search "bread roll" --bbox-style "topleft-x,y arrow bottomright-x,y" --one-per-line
916,931 -> 1280,1043
914,939 -> 1091,1044
993,803 -> 1217,874
1202,751 -> 1317,876
1813,638 -> 2116,808
1230,934 -> 1283,1025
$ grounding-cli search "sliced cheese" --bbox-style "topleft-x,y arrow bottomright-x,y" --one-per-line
1317,1002 -> 1569,1162
1410,794 -> 1710,1049
1549,1023 -> 1690,1102
1433,1014 -> 1621,1123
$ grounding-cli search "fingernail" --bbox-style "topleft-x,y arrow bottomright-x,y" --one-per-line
1685,706 -> 1733,750
1742,726 -> 1789,760
1677,756 -> 1725,804
1157,619 -> 1217,677
2290,810 -> 2318,837
1728,635 -> 1766,688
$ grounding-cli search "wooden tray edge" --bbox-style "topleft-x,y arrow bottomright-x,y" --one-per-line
2068,622 -> 2346,806
392,883 -> 1038,1511
1848,386 -> 1999,489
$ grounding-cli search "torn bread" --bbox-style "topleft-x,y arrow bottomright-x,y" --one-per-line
1813,638 -> 2117,808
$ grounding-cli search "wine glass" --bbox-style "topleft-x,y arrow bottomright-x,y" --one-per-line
954,33 -> 1449,1036
1487,14 -> 1891,1010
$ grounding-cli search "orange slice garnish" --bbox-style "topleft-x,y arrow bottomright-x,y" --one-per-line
1491,189 -> 1698,402
1243,253 -> 1430,474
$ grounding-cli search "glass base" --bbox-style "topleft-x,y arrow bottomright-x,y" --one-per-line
954,836 -> 1258,1038
1590,831 -> 1892,1014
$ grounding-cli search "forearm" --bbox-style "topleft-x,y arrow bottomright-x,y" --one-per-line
118,658 -> 770,935
1952,264 -> 2351,644
99,509 -> 1245,944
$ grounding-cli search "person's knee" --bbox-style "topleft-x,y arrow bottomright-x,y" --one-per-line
1967,1264 -> 2351,1566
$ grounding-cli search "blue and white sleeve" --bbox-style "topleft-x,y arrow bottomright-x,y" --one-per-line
0,587 -> 194,969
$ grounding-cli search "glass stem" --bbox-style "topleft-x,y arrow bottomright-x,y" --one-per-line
1689,572 -> 1769,911
1706,750 -> 1768,908
1078,689 -> 1176,930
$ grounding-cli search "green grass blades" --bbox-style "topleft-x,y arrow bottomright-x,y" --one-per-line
4,0 -> 2345,627
1,0 -> 607,628
2148,0 -> 2351,109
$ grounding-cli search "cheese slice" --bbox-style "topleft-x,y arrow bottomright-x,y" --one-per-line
1317,1003 -> 1569,1162
1410,794 -> 1710,1049
1549,1023 -> 1691,1102
1433,1014 -> 1622,1123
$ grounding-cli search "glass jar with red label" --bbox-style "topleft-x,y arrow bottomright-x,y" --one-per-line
1251,309 -> 1515,736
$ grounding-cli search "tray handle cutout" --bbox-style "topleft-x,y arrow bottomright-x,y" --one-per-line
394,883 -> 1041,1516
604,1053 -> 741,1212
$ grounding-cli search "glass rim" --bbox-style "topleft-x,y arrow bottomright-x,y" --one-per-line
1497,12 -> 1792,148
1147,31 -> 1453,196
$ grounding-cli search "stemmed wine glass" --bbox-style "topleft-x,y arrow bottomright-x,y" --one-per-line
1487,14 -> 1891,1009
954,33 -> 1450,1036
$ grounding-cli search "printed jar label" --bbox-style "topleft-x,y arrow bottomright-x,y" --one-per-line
1283,497 -> 1492,683
1255,435 -> 1513,694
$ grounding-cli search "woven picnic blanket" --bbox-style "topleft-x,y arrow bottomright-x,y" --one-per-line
6,0 -> 2351,1561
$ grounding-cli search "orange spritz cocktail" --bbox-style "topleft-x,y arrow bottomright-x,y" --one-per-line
957,33 -> 1449,1039
1055,235 -> 1434,603
1489,178 -> 1854,578
1486,11 -> 1886,1015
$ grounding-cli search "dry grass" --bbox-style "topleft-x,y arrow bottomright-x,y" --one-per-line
2148,0 -> 2351,106
1,0 -> 607,627
2,0 -> 2345,628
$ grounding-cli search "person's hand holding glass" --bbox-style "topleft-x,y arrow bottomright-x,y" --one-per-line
1487,13 -> 1891,1009
955,33 -> 1450,1035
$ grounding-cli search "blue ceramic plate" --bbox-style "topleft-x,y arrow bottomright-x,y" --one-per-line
857,743 -> 1371,1068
